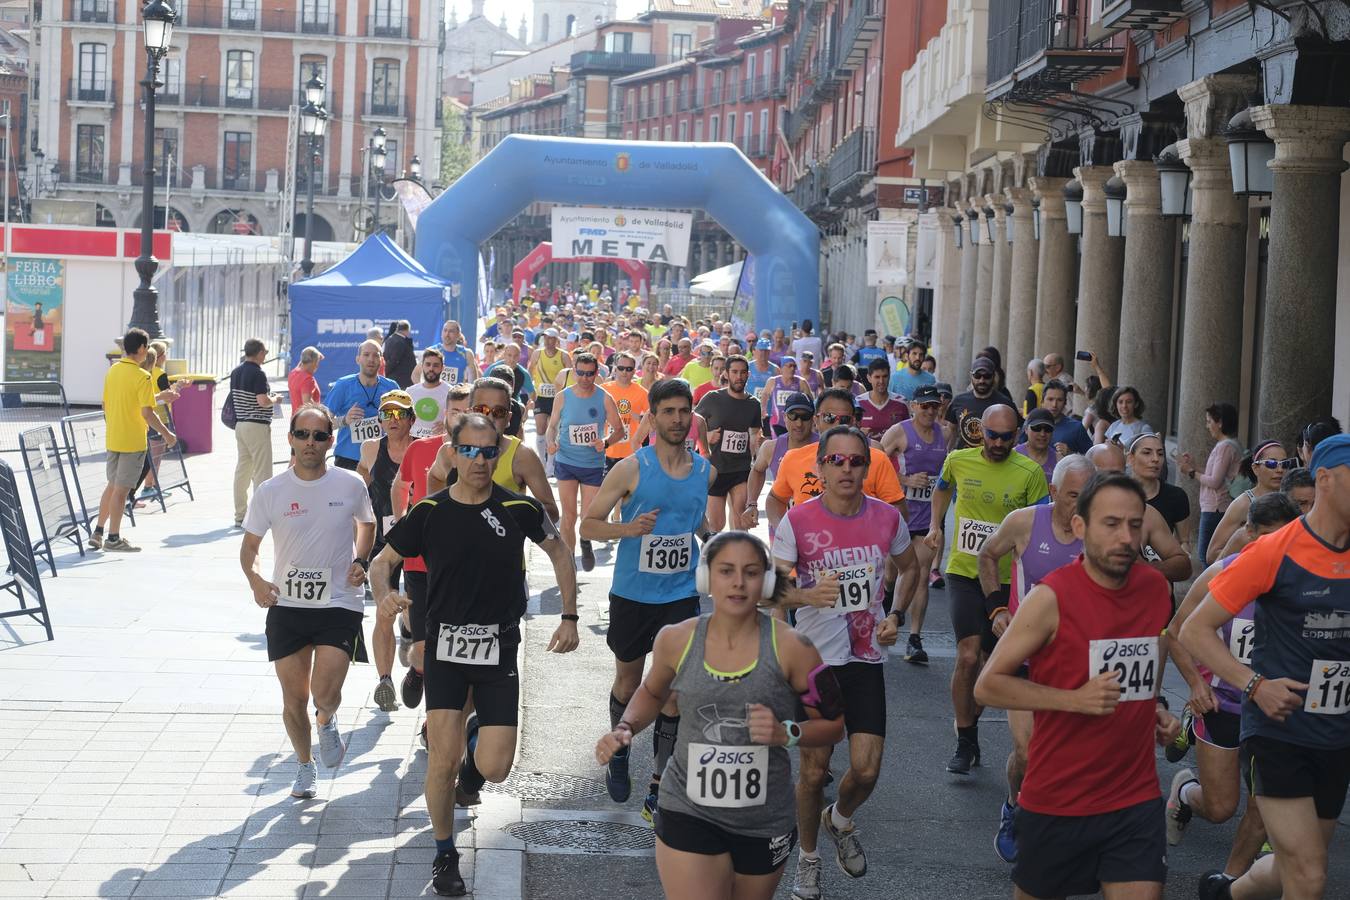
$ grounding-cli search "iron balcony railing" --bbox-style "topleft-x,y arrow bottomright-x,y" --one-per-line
569,51 -> 660,75
988,0 -> 1073,86
175,3 -> 339,33
67,77 -> 115,104
158,83 -> 341,115
366,94 -> 404,117
826,126 -> 876,201
71,0 -> 113,23
365,15 -> 409,38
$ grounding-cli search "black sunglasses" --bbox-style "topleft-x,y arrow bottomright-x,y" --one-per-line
291,428 -> 332,442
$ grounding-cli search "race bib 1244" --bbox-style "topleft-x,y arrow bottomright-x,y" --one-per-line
1088,637 -> 1158,702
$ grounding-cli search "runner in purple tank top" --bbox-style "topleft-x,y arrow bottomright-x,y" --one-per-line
1161,492 -> 1301,878
880,384 -> 953,665
743,391 -> 817,534
975,454 -> 1096,865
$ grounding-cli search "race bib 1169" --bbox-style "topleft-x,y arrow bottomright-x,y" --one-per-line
720,430 -> 749,454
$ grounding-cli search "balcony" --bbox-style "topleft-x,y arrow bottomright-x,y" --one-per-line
1100,0 -> 1185,32
175,3 -> 339,33
785,0 -> 825,76
158,83 -> 341,115
365,94 -> 404,118
895,0 -> 986,148
364,15 -> 408,38
790,165 -> 828,213
833,0 -> 883,75
826,126 -> 876,203
570,51 -> 659,76
67,77 -> 115,105
69,0 -> 113,23
985,0 -> 1125,102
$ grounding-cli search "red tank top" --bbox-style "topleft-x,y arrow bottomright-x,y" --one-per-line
1018,558 -> 1172,816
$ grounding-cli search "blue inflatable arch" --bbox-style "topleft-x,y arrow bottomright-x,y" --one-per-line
414,135 -> 820,345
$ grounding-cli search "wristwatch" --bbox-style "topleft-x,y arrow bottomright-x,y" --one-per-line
782,720 -> 802,748
353,558 -> 370,571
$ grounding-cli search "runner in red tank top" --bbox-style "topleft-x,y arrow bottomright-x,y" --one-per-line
974,472 -> 1180,899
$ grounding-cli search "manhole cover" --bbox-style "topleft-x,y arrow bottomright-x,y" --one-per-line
506,819 -> 656,852
483,771 -> 608,801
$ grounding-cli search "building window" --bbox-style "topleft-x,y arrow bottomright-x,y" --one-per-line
639,127 -> 647,141
606,31 -> 633,53
759,108 -> 769,153
77,43 -> 108,100
75,124 -> 104,182
153,127 -> 178,183
745,54 -> 755,93
222,131 -> 252,190
744,111 -> 752,145
672,32 -> 692,59
640,84 -> 648,117
372,0 -> 403,36
565,14 -> 575,36
227,0 -> 257,27
694,118 -> 703,142
161,57 -> 182,101
626,88 -> 635,118
539,13 -> 549,42
663,124 -> 672,141
371,59 -> 399,116
301,0 -> 331,32
299,55 -> 326,103
225,50 -> 255,106
383,138 -> 399,178
725,113 -> 734,143
709,115 -> 718,142
678,119 -> 688,141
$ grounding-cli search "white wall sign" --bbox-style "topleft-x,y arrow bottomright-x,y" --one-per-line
866,220 -> 908,287
551,207 -> 693,266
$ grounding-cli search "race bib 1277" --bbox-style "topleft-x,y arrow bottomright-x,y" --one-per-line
437,623 -> 500,666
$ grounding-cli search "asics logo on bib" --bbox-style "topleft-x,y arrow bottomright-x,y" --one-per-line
698,747 -> 759,766
481,508 -> 507,537
1099,640 -> 1151,662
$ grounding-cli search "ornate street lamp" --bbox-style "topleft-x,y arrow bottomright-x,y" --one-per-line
966,206 -> 980,245
1104,175 -> 1127,237
1155,144 -> 1192,218
370,126 -> 387,234
1031,197 -> 1041,241
982,205 -> 995,244
1225,108 -> 1275,197
409,154 -> 423,181
298,82 -> 328,278
127,0 -> 177,338
952,212 -> 964,249
1063,180 -> 1084,235
1004,202 -> 1015,245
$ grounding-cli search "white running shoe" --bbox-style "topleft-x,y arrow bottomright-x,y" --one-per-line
791,854 -> 822,900
291,760 -> 318,799
317,718 -> 346,768
1166,768 -> 1196,846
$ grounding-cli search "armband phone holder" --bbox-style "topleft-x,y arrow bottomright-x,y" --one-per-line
800,663 -> 845,721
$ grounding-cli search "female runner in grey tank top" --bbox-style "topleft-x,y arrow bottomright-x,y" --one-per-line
595,532 -> 845,899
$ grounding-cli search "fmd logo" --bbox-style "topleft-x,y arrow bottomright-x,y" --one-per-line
317,318 -> 376,334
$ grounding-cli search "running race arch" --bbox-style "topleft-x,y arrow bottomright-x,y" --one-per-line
415,135 -> 819,344
511,241 -> 651,300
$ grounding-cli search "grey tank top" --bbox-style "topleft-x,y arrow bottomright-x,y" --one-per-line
658,613 -> 799,837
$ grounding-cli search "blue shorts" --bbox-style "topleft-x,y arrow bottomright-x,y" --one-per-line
554,460 -> 605,486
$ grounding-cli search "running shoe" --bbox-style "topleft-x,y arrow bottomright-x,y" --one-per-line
397,640 -> 411,668
401,667 -> 425,708
946,736 -> 980,775
819,803 -> 866,878
419,722 -> 428,750
640,781 -> 659,825
290,761 -> 317,799
1197,870 -> 1236,900
455,784 -> 481,807
929,571 -> 945,589
994,800 -> 1017,863
374,676 -> 398,712
1165,706 -> 1194,763
88,531 -> 103,550
580,540 -> 596,572
317,718 -> 346,768
605,746 -> 632,802
1165,768 -> 1196,846
398,615 -> 414,641
904,633 -> 929,665
103,537 -> 141,553
431,850 -> 466,897
791,855 -> 822,900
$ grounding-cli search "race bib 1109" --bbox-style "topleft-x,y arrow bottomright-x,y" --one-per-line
350,416 -> 382,443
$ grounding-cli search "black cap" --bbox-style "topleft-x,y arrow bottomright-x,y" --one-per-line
1026,407 -> 1055,427
971,357 -> 996,375
934,381 -> 954,397
912,384 -> 941,404
782,391 -> 814,414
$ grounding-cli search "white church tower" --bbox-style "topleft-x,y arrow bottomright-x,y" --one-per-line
532,0 -> 616,45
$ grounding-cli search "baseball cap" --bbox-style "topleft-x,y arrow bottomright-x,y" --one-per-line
379,389 -> 413,410
1310,432 -> 1350,475
782,392 -> 814,414
1026,408 -> 1055,428
699,340 -> 716,353
971,357 -> 996,375
543,327 -> 560,339
755,338 -> 772,350
912,384 -> 941,404
934,382 -> 954,398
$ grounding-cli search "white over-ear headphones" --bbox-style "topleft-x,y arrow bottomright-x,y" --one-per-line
695,532 -> 777,600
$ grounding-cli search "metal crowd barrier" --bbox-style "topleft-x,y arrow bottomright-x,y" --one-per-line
17,425 -> 86,576
0,459 -> 54,641
0,380 -> 72,453
60,410 -> 136,533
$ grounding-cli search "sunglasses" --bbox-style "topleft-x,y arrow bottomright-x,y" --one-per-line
984,428 -> 1017,442
970,372 -> 993,381
379,409 -> 413,421
1255,458 -> 1298,470
456,443 -> 502,460
786,410 -> 813,422
819,413 -> 856,426
291,428 -> 332,442
575,369 -> 598,377
1027,424 -> 1054,434
614,365 -> 635,372
471,404 -> 511,420
916,402 -> 941,410
821,453 -> 868,469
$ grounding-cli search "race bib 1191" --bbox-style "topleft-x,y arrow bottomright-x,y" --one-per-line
436,623 -> 500,666
685,743 -> 767,808
829,563 -> 875,614
1088,637 -> 1158,702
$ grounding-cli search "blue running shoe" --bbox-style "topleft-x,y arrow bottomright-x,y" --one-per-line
641,782 -> 659,825
606,747 -> 632,803
995,800 -> 1018,863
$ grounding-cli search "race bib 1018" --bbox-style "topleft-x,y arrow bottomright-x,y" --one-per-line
1088,637 -> 1158,702
685,743 -> 767,808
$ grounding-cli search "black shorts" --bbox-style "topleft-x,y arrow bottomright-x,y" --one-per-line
1013,797 -> 1167,898
908,528 -> 929,539
607,593 -> 701,664
1244,734 -> 1350,820
832,661 -> 886,737
404,569 -> 429,644
947,573 -> 996,654
708,469 -> 750,498
265,605 -> 368,663
333,456 -> 359,471
1195,710 -> 1240,751
604,455 -> 623,473
424,626 -> 521,725
654,807 -> 795,876
534,396 -> 555,416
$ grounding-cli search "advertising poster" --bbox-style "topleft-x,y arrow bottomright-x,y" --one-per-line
4,258 -> 65,381
878,295 -> 910,338
551,207 -> 692,266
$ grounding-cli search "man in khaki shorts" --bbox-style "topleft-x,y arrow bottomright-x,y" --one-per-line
95,328 -> 176,552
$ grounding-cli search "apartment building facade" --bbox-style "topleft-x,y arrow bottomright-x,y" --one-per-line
31,0 -> 444,238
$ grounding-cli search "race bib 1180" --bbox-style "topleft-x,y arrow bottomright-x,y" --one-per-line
436,623 -> 500,666
685,743 -> 767,808
1088,637 -> 1158,702
568,423 -> 599,446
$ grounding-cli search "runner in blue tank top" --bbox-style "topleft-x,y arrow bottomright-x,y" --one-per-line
581,378 -> 717,825
743,391 -> 817,534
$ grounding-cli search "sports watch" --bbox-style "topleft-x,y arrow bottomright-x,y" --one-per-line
782,720 -> 802,748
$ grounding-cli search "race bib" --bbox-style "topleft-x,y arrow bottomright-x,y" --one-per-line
905,475 -> 934,503
1305,660 -> 1350,715
538,382 -> 556,398
774,390 -> 792,411
282,565 -> 331,605
568,422 -> 599,446
1088,637 -> 1158,702
444,368 -> 459,384
639,533 -> 693,574
685,743 -> 767,808
720,430 -> 749,454
685,438 -> 698,454
1228,618 -> 1255,665
828,564 -> 875,614
382,515 -> 395,535
956,517 -> 998,555
436,623 -> 500,666
350,416 -> 382,443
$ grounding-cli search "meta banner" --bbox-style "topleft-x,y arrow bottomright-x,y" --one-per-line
551,206 -> 692,266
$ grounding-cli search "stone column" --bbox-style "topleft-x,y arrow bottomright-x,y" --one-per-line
1250,104 -> 1350,444
1113,160 -> 1176,422
1005,187 -> 1039,401
1175,74 -> 1257,505
972,213 -> 995,356
1030,176 -> 1076,371
1072,165 -> 1126,395
928,209 -> 965,380
988,200 -> 1012,361
956,211 -> 979,372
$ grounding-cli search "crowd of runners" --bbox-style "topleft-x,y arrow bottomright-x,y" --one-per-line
229,285 -> 1350,899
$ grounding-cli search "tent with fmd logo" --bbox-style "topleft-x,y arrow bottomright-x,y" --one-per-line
288,232 -> 451,390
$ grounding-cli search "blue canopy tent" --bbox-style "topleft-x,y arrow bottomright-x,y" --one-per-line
288,233 -> 450,390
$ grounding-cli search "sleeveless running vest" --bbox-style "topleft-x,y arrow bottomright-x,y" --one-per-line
768,433 -> 799,481
900,418 -> 947,531
492,435 -> 525,493
612,446 -> 710,603
535,350 -> 565,398
369,436 -> 401,544
1010,504 -> 1082,613
555,386 -> 607,469
658,614 -> 798,838
1206,553 -> 1251,716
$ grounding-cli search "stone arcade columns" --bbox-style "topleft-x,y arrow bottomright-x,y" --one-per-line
988,200 -> 1012,365
931,208 -> 965,382
1113,160 -> 1177,425
1175,74 -> 1256,497
972,210 -> 995,356
1250,104 -> 1350,444
956,209 -> 979,374
1072,165 -> 1125,397
1005,187 -> 1039,402
1030,176 -> 1076,371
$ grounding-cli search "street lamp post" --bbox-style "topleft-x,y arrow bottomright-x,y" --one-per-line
371,126 -> 387,235
298,75 -> 328,277
127,0 -> 176,338
409,154 -> 422,181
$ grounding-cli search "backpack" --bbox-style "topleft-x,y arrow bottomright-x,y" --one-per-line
220,366 -> 239,430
